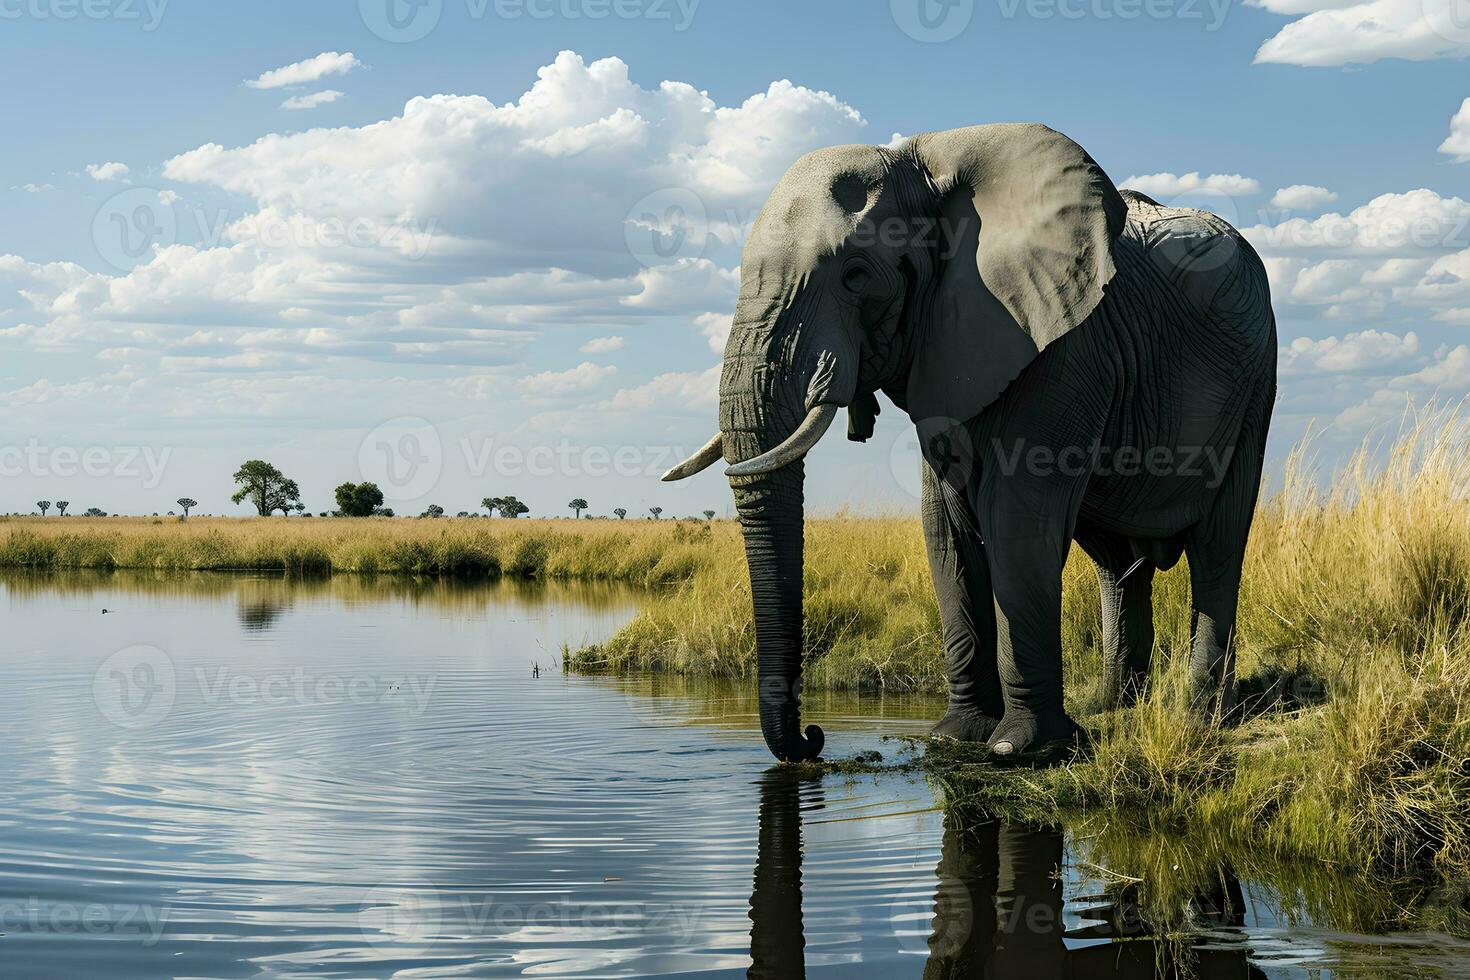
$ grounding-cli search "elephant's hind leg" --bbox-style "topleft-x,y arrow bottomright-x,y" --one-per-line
1185,388 -> 1271,724
922,459 -> 1003,742
1078,529 -> 1155,711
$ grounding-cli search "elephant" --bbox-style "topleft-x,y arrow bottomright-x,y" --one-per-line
663,123 -> 1276,763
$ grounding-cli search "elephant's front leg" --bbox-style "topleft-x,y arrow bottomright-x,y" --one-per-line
976,482 -> 1082,758
921,458 -> 1003,742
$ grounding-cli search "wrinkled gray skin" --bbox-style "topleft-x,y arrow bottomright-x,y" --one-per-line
665,124 -> 1276,763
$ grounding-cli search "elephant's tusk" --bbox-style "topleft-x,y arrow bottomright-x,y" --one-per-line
660,432 -> 724,481
725,404 -> 838,478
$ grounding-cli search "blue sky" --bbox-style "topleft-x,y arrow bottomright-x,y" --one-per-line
2,0 -> 1468,516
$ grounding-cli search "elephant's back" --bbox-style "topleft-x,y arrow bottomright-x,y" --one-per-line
1117,193 -> 1275,368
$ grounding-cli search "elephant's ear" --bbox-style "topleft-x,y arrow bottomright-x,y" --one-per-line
904,124 -> 1126,434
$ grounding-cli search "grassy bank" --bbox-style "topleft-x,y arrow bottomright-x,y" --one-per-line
6,413 -> 1470,897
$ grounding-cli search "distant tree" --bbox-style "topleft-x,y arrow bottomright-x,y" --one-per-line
56,501 -> 69,516
703,510 -> 716,520
613,507 -> 627,520
335,481 -> 383,517
84,507 -> 106,517
372,506 -> 395,517
36,500 -> 51,516
649,506 -> 663,520
176,497 -> 197,518
456,511 -> 468,517
568,498 -> 588,519
231,460 -> 301,516
421,504 -> 445,518
292,502 -> 306,516
483,495 -> 528,518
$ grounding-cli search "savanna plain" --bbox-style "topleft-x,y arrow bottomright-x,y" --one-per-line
8,416 -> 1470,944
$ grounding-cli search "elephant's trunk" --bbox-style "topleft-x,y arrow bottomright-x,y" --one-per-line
729,462 -> 823,762
720,292 -> 834,763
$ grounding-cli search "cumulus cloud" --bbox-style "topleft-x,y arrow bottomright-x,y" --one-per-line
1440,97 -> 1470,163
518,361 -> 618,397
16,183 -> 56,193
693,311 -> 731,353
1243,190 -> 1470,257
579,335 -> 625,353
1254,0 -> 1470,67
1120,171 -> 1261,198
281,90 -> 343,111
1279,329 -> 1421,375
245,52 -> 361,90
1270,184 -> 1338,211
86,162 -> 130,181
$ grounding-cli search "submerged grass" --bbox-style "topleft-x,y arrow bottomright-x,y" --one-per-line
7,409 -> 1470,900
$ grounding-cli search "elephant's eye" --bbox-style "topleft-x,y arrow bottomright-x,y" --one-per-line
842,265 -> 872,294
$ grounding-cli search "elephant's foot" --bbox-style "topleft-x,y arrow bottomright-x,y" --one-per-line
985,710 -> 1080,766
1091,668 -> 1149,714
931,705 -> 1000,743
1191,673 -> 1239,727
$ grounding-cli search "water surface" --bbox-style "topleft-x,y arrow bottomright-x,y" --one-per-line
0,570 -> 1463,978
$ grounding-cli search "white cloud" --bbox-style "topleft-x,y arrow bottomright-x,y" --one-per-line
579,335 -> 625,353
281,90 -> 344,111
156,189 -> 179,205
164,52 -> 865,279
1243,190 -> 1470,257
1440,97 -> 1470,163
1280,329 -> 1421,375
245,52 -> 361,90
1270,184 -> 1338,211
604,364 -> 721,412
519,361 -> 618,396
693,311 -> 730,353
16,183 -> 56,193
1254,0 -> 1470,67
1121,171 -> 1261,198
86,162 -> 130,182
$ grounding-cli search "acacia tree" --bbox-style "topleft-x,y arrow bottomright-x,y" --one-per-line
335,482 -> 383,517
649,507 -> 663,520
483,495 -> 529,518
421,504 -> 445,518
230,460 -> 301,516
84,507 -> 106,517
613,508 -> 627,520
56,501 -> 69,516
176,497 -> 197,518
36,500 -> 51,516
703,510 -> 716,520
568,498 -> 588,519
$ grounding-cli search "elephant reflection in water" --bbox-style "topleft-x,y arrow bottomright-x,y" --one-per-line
747,771 -> 1266,979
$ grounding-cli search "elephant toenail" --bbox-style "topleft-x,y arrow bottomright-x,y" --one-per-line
992,741 -> 1014,755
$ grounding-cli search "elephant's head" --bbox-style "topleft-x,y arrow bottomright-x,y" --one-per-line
663,124 -> 1126,762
